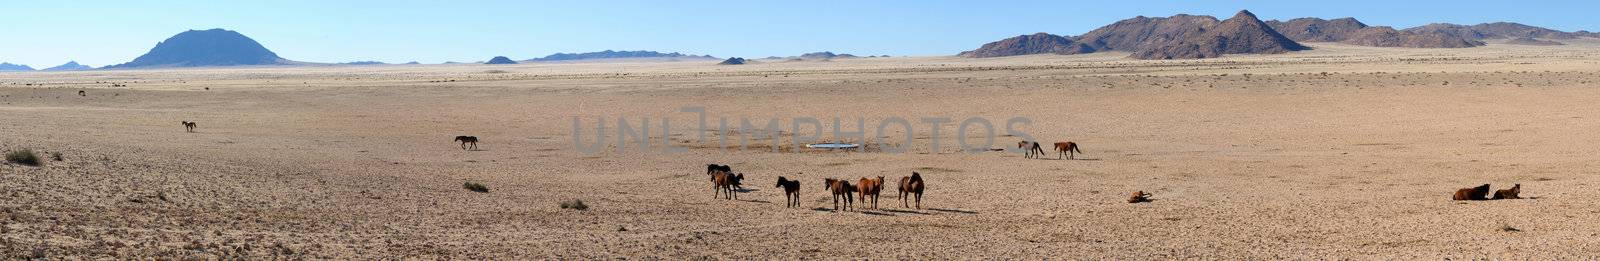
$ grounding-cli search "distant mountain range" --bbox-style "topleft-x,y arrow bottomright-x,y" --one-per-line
43,61 -> 93,71
0,63 -> 34,71
523,50 -> 715,62
106,29 -> 290,68
962,10 -> 1597,59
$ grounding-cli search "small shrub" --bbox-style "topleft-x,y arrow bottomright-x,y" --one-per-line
560,199 -> 588,210
463,182 -> 489,193
6,149 -> 41,166
51,152 -> 63,161
1500,223 -> 1521,232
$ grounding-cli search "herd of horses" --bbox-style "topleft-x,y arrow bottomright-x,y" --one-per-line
170,123 -> 1524,206
710,164 -> 926,212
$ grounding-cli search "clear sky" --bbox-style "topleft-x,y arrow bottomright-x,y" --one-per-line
2,0 -> 1595,67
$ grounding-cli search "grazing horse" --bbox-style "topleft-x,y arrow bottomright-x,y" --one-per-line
1128,191 -> 1153,203
1017,141 -> 1045,159
181,121 -> 197,132
454,136 -> 479,150
1452,184 -> 1492,201
712,171 -> 744,200
825,178 -> 856,211
1492,184 -> 1522,200
898,172 -> 926,209
776,176 -> 802,207
1054,141 -> 1083,160
857,176 -> 885,210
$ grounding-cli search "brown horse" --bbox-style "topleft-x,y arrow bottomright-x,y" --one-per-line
857,176 -> 885,210
712,171 -> 744,200
1128,191 -> 1153,203
1452,184 -> 1491,201
825,178 -> 855,211
1492,184 -> 1522,200
776,176 -> 801,207
898,172 -> 926,209
1017,141 -> 1045,159
181,121 -> 197,132
454,136 -> 479,150
1054,141 -> 1083,160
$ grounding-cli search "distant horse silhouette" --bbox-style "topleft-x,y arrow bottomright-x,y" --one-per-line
898,172 -> 926,209
1128,191 -> 1153,203
776,176 -> 802,207
825,178 -> 856,211
181,121 -> 197,132
712,171 -> 744,200
1054,141 -> 1083,160
858,176 -> 885,209
454,136 -> 479,150
1492,184 -> 1522,200
1017,141 -> 1045,159
1453,184 -> 1491,201
77,90 -> 85,96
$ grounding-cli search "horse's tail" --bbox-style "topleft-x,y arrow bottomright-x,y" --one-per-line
1072,143 -> 1083,154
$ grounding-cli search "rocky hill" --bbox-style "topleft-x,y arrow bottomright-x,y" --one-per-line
0,63 -> 33,71
106,29 -> 288,68
1403,22 -> 1590,40
1267,18 -> 1484,48
484,56 -> 518,64
717,57 -> 747,65
1128,10 -> 1307,59
958,33 -> 1094,58
43,61 -> 93,71
1504,37 -> 1564,46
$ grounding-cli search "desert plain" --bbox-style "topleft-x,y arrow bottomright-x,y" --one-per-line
5,41 -> 1600,259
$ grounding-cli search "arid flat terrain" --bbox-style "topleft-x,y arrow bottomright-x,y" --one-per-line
5,41 -> 1600,259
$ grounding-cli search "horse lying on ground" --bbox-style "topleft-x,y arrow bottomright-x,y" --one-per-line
1054,141 -> 1083,160
1128,191 -> 1153,203
825,178 -> 856,211
899,172 -> 926,209
712,171 -> 744,200
1017,141 -> 1045,159
182,121 -> 197,132
1453,184 -> 1492,201
454,136 -> 479,150
776,176 -> 801,207
858,176 -> 884,210
1492,184 -> 1522,200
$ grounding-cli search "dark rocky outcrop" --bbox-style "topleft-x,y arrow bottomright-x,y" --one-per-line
107,29 -> 288,68
484,56 -> 517,64
718,57 -> 747,65
958,33 -> 1095,58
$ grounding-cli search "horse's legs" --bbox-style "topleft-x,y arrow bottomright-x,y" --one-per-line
916,193 -> 923,209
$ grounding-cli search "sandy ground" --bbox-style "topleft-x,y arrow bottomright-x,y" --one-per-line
5,41 -> 1600,259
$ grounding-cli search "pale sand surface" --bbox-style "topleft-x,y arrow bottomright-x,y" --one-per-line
4,41 -> 1600,258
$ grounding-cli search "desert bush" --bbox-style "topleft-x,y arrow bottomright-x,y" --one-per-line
51,152 -> 62,161
6,149 -> 41,166
560,199 -> 588,210
463,182 -> 489,193
484,70 -> 510,74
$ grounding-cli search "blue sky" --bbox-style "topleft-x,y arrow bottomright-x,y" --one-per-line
1,0 -> 1594,67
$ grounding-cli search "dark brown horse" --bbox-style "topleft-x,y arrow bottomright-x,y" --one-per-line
1492,184 -> 1522,200
857,176 -> 885,210
825,178 -> 855,211
454,136 -> 479,150
1453,184 -> 1491,201
898,172 -> 926,209
712,171 -> 744,200
1128,191 -> 1153,203
1054,141 -> 1083,160
182,121 -> 197,132
1017,141 -> 1045,159
776,176 -> 801,207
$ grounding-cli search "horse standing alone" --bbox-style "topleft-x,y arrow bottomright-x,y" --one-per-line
776,176 -> 801,207
898,172 -> 926,209
182,121 -> 197,132
454,136 -> 479,150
